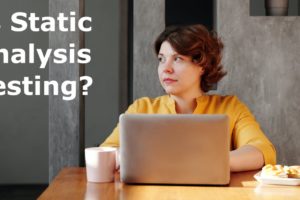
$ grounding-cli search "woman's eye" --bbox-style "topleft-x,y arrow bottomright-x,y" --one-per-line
174,56 -> 183,62
158,56 -> 165,63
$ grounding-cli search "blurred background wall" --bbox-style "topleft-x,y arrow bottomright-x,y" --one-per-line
0,0 -> 122,184
0,0 -> 48,184
217,0 -> 300,165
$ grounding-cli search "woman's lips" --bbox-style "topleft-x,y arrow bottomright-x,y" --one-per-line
163,78 -> 177,84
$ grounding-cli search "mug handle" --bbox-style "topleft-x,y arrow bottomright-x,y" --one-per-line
115,148 -> 120,172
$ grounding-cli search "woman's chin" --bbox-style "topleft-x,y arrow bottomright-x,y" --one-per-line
164,89 -> 180,96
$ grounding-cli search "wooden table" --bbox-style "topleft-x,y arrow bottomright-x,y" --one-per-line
38,168 -> 300,200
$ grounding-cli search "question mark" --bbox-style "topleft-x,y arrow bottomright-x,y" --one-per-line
80,76 -> 93,95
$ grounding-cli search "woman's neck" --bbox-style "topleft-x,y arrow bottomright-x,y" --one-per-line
170,92 -> 204,114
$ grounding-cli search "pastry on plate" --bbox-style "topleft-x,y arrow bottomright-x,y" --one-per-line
287,166 -> 300,178
261,164 -> 300,179
261,164 -> 288,178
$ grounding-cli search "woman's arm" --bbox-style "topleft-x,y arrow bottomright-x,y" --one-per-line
230,145 -> 264,172
231,97 -> 276,168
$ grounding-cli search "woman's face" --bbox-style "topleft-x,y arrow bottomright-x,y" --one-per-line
157,41 -> 203,97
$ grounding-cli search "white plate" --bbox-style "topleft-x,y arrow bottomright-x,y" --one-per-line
254,171 -> 300,186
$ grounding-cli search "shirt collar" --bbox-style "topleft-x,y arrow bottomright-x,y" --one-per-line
165,94 -> 209,114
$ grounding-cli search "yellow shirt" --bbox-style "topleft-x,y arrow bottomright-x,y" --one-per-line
101,95 -> 276,165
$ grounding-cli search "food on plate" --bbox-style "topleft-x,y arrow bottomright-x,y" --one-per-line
261,164 -> 300,179
288,166 -> 300,178
261,164 -> 288,178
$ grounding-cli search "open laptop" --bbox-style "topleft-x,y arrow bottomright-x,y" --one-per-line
119,114 -> 230,185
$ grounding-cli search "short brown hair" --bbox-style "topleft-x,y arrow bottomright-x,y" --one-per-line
154,24 -> 226,92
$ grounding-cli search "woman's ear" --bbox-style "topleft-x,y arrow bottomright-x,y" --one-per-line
199,67 -> 204,76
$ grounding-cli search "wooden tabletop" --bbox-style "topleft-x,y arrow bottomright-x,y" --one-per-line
38,167 -> 300,200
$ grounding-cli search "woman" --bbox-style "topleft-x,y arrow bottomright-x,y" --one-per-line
101,24 -> 276,172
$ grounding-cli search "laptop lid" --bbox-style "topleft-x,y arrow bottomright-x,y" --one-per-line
119,114 -> 230,185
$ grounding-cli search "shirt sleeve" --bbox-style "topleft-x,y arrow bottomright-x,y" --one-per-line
232,98 -> 276,165
100,100 -> 139,147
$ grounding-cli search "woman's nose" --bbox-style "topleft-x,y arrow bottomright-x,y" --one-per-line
162,60 -> 174,73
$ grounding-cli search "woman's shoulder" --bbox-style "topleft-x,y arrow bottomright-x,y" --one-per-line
207,94 -> 240,103
207,94 -> 249,113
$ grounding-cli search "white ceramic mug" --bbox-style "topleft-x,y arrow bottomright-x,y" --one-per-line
85,147 -> 117,183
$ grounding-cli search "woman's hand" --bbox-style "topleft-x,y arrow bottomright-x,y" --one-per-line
230,145 -> 264,172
